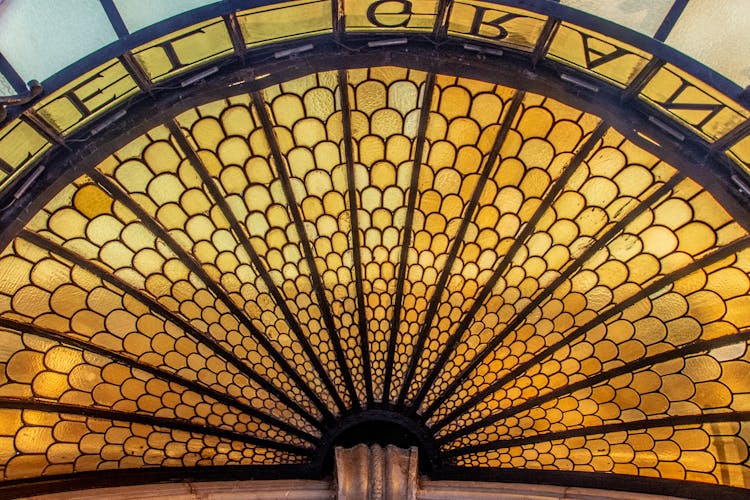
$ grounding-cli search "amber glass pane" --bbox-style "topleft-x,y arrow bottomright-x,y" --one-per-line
640,64 -> 750,142
95,125 -> 324,423
133,19 -> 233,82
175,95 -> 342,413
238,0 -> 332,46
346,66 -> 428,401
34,60 -> 139,135
453,421 -> 750,488
344,0 -> 439,32
392,75 -> 515,403
547,23 -> 652,87
447,1 -> 547,51
434,179 -> 748,434
0,408 -> 304,481
0,119 -> 50,178
420,93 -> 601,412
728,134 -> 750,175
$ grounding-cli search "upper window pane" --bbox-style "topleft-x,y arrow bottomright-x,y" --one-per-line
560,0 -> 676,37
666,0 -> 750,87
113,0 -> 219,33
0,0 -> 117,81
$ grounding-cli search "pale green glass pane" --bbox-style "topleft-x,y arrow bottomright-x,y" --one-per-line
113,0 -> 219,33
560,0 -> 675,37
0,0 -> 117,81
0,74 -> 13,96
666,0 -> 750,87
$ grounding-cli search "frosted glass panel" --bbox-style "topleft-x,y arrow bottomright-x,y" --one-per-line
0,74 -> 13,96
0,0 -> 117,81
666,0 -> 750,87
114,0 -> 219,33
560,0 -> 675,36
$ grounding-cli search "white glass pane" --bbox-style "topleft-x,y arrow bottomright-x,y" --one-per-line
666,0 -> 750,87
114,0 -> 219,33
0,0 -> 117,81
560,0 -> 676,37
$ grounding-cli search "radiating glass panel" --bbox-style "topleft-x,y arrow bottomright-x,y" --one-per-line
175,96 -> 341,414
33,59 -> 139,135
548,23 -> 652,87
133,18 -> 232,82
237,0 -> 332,47
114,0 -> 219,33
666,0 -> 750,87
640,64 -> 750,142
560,0 -> 675,37
0,0 -> 117,82
446,1 -> 547,51
344,0 -> 439,32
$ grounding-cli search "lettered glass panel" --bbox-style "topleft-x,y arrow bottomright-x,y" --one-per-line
640,64 -> 750,142
344,0 -> 439,32
133,18 -> 233,82
547,23 -> 652,88
447,1 -> 547,52
33,60 -> 139,135
237,0 -> 332,47
0,119 -> 50,182
728,134 -> 750,176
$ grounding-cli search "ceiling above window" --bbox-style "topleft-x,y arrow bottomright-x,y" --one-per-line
0,1 -> 749,499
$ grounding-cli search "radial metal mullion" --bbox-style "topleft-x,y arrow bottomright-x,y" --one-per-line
0,316 -> 318,444
417,173 -> 683,418
338,69 -> 374,406
0,399 -> 310,456
621,58 -> 665,103
710,118 -> 750,153
439,329 -> 750,445
397,91 -> 525,408
420,121 -> 608,420
431,234 -> 750,432
432,0 -> 454,41
17,228 -> 324,431
442,410 -> 750,459
383,72 -> 437,402
166,120 -> 338,423
250,91 -> 356,413
90,170 -> 325,432
531,17 -> 561,66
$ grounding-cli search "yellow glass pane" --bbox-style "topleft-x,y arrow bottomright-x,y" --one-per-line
0,119 -> 50,173
238,0 -> 332,46
728,134 -> 750,175
447,1 -> 547,51
33,59 -> 139,135
133,19 -> 233,82
547,23 -> 652,87
640,64 -> 750,141
344,0 -> 439,32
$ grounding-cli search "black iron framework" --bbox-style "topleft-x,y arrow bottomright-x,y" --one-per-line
0,1 -> 749,499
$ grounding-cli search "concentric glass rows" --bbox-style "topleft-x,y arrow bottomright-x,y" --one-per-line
0,66 -> 749,490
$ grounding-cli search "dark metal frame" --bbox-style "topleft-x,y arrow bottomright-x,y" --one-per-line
0,4 -> 750,494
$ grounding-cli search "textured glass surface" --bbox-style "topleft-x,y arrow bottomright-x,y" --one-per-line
344,0 -> 439,31
547,23 -> 652,87
446,1 -> 547,51
560,0 -> 675,37
1,67 -> 750,488
133,18 -> 232,82
237,0 -> 332,47
0,120 -> 50,172
666,0 -> 750,87
0,0 -> 117,81
640,64 -> 750,141
33,60 -> 139,135
0,74 -> 13,96
729,135 -> 750,175
114,0 -> 219,33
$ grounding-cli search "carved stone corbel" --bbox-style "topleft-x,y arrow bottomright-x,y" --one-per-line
335,444 -> 419,500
